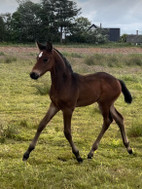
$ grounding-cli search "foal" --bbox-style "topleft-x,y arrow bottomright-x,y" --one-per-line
23,42 -> 133,162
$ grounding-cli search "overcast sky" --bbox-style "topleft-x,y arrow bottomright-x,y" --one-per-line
0,0 -> 142,35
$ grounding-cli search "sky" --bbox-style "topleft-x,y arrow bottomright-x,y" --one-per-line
0,0 -> 142,35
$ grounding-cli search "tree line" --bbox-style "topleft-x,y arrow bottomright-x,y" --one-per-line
0,0 -> 108,43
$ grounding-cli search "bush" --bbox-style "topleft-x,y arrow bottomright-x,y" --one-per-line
84,54 -> 142,67
0,56 -> 17,63
4,56 -> 17,63
0,51 -> 5,56
84,54 -> 104,66
128,56 -> 142,66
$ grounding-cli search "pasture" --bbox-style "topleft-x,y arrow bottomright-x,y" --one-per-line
0,44 -> 142,189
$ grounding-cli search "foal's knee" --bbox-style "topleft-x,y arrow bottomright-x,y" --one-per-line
103,118 -> 112,129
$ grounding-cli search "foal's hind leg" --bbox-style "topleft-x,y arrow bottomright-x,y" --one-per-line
110,105 -> 133,154
23,103 -> 59,161
88,103 -> 113,159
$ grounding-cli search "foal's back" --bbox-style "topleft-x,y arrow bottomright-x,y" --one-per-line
76,72 -> 121,107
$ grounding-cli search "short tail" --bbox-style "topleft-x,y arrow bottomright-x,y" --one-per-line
119,80 -> 132,104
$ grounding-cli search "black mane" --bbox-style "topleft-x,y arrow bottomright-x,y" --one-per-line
54,48 -> 73,74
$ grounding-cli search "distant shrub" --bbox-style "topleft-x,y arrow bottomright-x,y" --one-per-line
84,56 -> 95,66
121,75 -> 137,82
4,56 -> 17,63
0,56 -> 17,63
128,56 -> 142,66
123,54 -> 142,67
63,52 -> 83,58
107,55 -> 121,67
84,54 -> 142,67
84,54 -> 104,66
0,51 -> 5,56
19,120 -> 28,127
71,53 -> 83,58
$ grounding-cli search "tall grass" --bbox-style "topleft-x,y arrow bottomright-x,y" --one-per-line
62,52 -> 83,58
84,54 -> 142,67
128,118 -> 142,137
35,85 -> 50,95
0,56 -> 17,63
0,51 -> 5,56
0,122 -> 18,143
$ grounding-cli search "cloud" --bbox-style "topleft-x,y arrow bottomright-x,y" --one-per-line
75,0 -> 142,34
0,0 -> 18,13
0,0 -> 40,14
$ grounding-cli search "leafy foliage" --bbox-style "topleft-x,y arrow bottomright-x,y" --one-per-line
10,1 -> 42,42
0,0 -> 110,44
0,0 -> 81,43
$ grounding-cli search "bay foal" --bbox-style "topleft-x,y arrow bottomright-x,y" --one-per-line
23,42 -> 133,162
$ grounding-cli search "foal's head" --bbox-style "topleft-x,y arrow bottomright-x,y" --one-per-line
30,42 -> 54,80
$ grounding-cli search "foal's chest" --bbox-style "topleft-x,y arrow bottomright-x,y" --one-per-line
49,89 -> 77,110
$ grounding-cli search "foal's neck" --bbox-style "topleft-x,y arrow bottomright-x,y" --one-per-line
50,49 -> 72,90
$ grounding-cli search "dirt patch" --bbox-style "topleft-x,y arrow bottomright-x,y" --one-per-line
0,46 -> 142,56
58,47 -> 142,55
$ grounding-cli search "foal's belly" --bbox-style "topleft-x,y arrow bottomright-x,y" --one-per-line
76,93 -> 99,107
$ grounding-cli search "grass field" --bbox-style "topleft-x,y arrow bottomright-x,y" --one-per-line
0,44 -> 142,189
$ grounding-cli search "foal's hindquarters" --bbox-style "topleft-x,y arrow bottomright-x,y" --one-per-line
87,77 -> 133,159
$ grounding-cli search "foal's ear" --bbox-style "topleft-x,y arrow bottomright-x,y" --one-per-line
46,41 -> 52,52
36,41 -> 46,51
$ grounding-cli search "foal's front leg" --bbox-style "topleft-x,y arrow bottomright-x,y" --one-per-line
63,109 -> 83,162
23,103 -> 59,161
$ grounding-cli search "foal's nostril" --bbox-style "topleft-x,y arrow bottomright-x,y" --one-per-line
30,72 -> 39,80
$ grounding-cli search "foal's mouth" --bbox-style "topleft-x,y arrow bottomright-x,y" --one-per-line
30,72 -> 40,80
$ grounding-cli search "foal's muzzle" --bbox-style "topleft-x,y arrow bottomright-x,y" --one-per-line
30,72 -> 40,80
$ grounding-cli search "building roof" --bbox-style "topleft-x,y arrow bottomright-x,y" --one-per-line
87,24 -> 120,42
87,24 -> 99,31
127,35 -> 142,43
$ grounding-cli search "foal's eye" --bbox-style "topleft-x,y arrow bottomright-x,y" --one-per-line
43,58 -> 48,63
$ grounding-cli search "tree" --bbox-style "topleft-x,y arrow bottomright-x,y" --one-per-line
0,13 -> 12,41
69,17 -> 91,42
40,0 -> 59,42
55,0 -> 81,42
11,0 -> 42,42
120,34 -> 128,42
86,28 -> 109,44
41,0 -> 81,43
1,0 -> 83,43
0,16 -> 5,41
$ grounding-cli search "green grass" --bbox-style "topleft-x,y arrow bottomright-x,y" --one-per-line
0,42 -> 138,48
0,46 -> 142,189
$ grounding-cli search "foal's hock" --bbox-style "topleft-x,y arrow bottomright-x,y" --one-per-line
23,42 -> 133,162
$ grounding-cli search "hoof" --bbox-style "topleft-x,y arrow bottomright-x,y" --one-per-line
128,149 -> 133,155
87,152 -> 93,159
23,152 -> 29,161
77,157 -> 83,163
